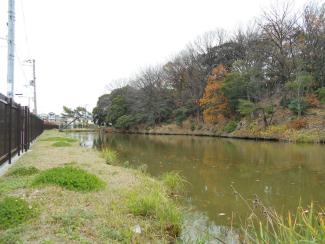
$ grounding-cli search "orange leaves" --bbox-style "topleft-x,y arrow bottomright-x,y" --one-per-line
199,65 -> 228,124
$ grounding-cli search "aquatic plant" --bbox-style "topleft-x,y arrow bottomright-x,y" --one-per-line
242,203 -> 325,243
32,166 -> 105,192
161,171 -> 187,194
232,186 -> 325,243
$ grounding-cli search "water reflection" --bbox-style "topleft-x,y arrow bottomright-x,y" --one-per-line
68,132 -> 325,228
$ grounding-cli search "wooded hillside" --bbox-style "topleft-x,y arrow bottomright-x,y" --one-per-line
93,2 -> 325,140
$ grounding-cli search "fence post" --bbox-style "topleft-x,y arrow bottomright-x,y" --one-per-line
8,98 -> 12,164
24,107 -> 28,152
17,104 -> 21,156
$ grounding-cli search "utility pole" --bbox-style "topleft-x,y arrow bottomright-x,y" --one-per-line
32,59 -> 37,114
25,59 -> 37,114
7,0 -> 15,98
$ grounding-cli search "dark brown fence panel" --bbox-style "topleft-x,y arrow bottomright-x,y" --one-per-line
0,93 -> 44,166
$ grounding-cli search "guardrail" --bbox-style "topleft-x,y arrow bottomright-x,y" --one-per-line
0,93 -> 44,166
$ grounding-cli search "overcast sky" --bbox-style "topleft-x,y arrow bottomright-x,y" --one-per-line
0,0 -> 313,114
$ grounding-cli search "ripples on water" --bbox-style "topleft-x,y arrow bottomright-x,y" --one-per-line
69,132 -> 325,242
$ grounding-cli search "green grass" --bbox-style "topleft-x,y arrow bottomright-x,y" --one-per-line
0,177 -> 32,197
242,203 -> 325,243
51,208 -> 96,241
41,137 -> 78,143
161,171 -> 187,194
0,197 -> 36,230
32,166 -> 106,192
127,182 -> 183,238
7,166 -> 40,177
0,227 -> 23,243
52,141 -> 72,147
101,148 -> 118,165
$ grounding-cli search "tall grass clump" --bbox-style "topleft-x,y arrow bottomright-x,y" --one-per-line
161,171 -> 187,194
7,166 -> 39,177
127,183 -> 183,238
0,197 -> 36,229
101,148 -> 118,165
242,201 -> 325,243
32,166 -> 105,192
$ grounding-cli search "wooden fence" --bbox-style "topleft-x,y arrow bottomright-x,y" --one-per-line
0,93 -> 44,166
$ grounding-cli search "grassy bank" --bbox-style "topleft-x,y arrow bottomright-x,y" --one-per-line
0,130 -> 184,243
108,106 -> 325,144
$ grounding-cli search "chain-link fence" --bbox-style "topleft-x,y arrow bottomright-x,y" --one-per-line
0,93 -> 44,166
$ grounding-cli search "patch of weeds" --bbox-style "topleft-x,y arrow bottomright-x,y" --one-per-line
241,202 -> 325,243
7,166 -> 40,177
137,164 -> 148,173
123,161 -> 130,168
42,137 -> 78,143
52,141 -> 71,147
0,197 -> 36,230
0,227 -> 23,244
0,177 -> 31,196
161,171 -> 187,194
100,226 -> 133,243
51,209 -> 95,240
127,183 -> 183,238
32,166 -> 106,192
101,148 -> 118,165
41,240 -> 54,244
128,190 -> 161,217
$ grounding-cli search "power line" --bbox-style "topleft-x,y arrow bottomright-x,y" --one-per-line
15,49 -> 29,85
19,0 -> 31,56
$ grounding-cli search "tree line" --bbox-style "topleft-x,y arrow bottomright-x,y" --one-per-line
93,2 -> 325,129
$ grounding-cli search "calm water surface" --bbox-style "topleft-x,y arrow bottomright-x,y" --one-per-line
70,132 -> 325,241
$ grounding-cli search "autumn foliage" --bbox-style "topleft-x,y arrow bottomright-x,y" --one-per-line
287,118 -> 308,130
199,65 -> 228,124
305,94 -> 320,107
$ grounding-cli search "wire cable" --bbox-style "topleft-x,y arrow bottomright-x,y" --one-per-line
15,49 -> 30,86
19,0 -> 31,57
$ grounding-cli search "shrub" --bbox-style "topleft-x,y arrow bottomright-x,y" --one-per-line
305,94 -> 320,107
287,118 -> 308,130
288,99 -> 308,115
174,107 -> 190,125
161,171 -> 186,194
0,197 -> 36,229
280,97 -> 290,108
224,121 -> 237,133
318,87 -> 325,104
52,141 -> 71,147
101,148 -> 118,165
32,166 -> 105,192
7,166 -> 39,177
237,99 -> 256,117
115,115 -> 136,129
